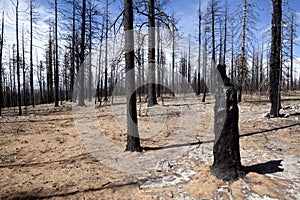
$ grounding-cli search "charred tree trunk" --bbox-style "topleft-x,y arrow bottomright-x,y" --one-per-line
124,0 -> 141,152
104,0 -> 109,102
290,14 -> 294,90
54,0 -> 59,107
88,2 -> 92,101
16,0 -> 22,116
239,0 -> 247,103
29,0 -> 35,108
157,22 -> 161,98
171,18 -> 175,97
70,0 -> 76,102
197,1 -> 201,96
210,64 -> 242,181
202,24 -> 208,102
22,27 -> 29,106
147,0 -> 158,107
78,0 -> 86,106
0,12 -> 4,116
269,0 -> 282,118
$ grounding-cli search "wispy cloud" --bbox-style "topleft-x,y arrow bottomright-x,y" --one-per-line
1,0 -> 54,64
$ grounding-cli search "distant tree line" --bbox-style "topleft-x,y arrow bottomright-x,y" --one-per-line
0,0 -> 299,116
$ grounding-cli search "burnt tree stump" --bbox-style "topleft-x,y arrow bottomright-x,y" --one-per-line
210,64 -> 242,181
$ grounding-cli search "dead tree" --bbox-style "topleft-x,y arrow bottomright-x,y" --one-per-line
147,0 -> 158,107
0,11 -> 4,116
78,0 -> 86,106
269,0 -> 282,118
210,64 -> 242,181
124,0 -> 141,152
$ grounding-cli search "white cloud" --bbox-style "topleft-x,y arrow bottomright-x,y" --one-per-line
1,0 -> 55,65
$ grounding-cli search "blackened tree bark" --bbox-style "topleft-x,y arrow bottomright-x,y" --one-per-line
289,14 -> 294,90
88,1 -> 92,101
30,0 -> 35,108
202,18 -> 208,102
69,0 -> 76,102
210,64 -> 242,181
238,0 -> 247,103
269,0 -> 282,118
54,0 -> 59,107
0,11 -> 4,116
78,0 -> 86,106
16,0 -> 22,116
48,27 -> 54,103
22,27 -> 27,106
171,12 -> 175,97
147,0 -> 158,107
104,0 -> 109,102
124,0 -> 141,152
196,0 -> 201,96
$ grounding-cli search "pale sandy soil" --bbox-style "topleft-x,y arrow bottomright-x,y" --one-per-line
0,93 -> 299,200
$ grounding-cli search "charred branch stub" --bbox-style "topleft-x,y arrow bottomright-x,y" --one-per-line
210,64 -> 242,181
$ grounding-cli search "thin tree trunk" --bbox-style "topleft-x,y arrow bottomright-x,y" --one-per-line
290,14 -> 294,90
16,0 -> 22,116
88,1 -> 92,101
269,0 -> 282,118
239,0 -> 247,102
0,12 -> 4,116
70,0 -> 76,102
147,0 -> 158,107
22,27 -> 27,106
104,0 -> 108,102
54,0 -> 59,107
230,18 -> 234,83
211,0 -> 216,94
157,22 -> 161,98
30,0 -> 35,107
171,12 -> 175,96
223,0 -> 228,65
124,0 -> 141,152
78,0 -> 86,106
202,25 -> 207,102
260,35 -> 264,94
197,1 -> 201,96
48,27 -> 54,103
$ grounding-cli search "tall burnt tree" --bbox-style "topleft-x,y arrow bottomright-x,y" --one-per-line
15,0 -> 22,116
54,0 -> 59,107
124,0 -> 141,152
0,12 -> 4,116
196,0 -> 202,96
147,0 -> 158,107
210,64 -> 242,181
269,0 -> 282,118
104,0 -> 109,102
21,27 -> 27,106
68,0 -> 76,102
47,26 -> 54,104
78,0 -> 86,106
29,0 -> 37,108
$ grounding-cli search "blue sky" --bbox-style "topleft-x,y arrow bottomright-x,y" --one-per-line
170,0 -> 300,77
1,0 -> 300,79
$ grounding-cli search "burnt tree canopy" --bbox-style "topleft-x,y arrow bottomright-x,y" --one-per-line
210,64 -> 242,181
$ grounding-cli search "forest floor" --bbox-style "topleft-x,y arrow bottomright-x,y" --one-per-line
0,92 -> 299,200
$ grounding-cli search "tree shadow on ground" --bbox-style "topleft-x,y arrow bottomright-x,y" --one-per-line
143,123 -> 299,151
0,153 -> 90,169
8,181 -> 138,200
242,160 -> 284,175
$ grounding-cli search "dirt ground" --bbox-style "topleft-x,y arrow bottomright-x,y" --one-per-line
0,93 -> 299,200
